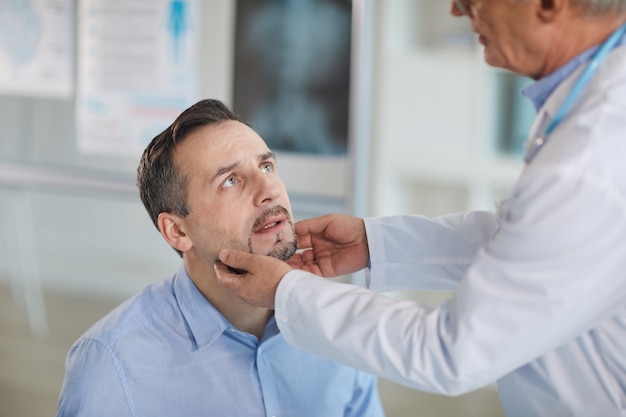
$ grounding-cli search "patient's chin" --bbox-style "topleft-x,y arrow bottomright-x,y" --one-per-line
267,240 -> 297,261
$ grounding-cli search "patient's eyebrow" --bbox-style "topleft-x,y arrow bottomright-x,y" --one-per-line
209,161 -> 239,186
258,151 -> 276,163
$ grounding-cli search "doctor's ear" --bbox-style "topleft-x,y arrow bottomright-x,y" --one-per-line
537,0 -> 566,21
158,212 -> 193,253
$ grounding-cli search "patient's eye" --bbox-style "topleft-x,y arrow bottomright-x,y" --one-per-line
261,162 -> 273,173
223,176 -> 238,188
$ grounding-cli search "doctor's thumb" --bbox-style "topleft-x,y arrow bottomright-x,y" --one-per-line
217,249 -> 249,275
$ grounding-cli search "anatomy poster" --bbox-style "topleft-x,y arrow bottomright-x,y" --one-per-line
0,0 -> 74,98
77,0 -> 198,155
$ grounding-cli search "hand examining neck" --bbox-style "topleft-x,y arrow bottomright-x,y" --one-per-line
186,256 -> 274,340
214,249 -> 293,310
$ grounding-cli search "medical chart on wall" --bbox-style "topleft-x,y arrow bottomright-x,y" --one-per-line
0,0 -> 74,98
77,0 -> 198,155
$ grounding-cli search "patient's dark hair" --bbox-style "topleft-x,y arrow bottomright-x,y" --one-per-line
137,99 -> 241,256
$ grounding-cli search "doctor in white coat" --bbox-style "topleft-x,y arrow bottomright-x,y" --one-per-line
216,0 -> 626,416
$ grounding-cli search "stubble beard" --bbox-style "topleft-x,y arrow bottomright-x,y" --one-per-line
265,237 -> 297,261
248,206 -> 297,261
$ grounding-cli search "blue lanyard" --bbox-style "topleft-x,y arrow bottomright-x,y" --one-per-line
526,23 -> 626,162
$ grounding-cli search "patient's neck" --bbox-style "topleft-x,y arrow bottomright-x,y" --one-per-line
187,260 -> 272,340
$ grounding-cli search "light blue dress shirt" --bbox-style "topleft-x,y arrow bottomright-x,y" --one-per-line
57,263 -> 384,417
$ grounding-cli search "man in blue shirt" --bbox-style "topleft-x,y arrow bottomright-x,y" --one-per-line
56,99 -> 385,417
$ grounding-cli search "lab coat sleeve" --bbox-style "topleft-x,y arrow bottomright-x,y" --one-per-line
364,211 -> 499,292
57,338 -> 134,417
275,165 -> 626,395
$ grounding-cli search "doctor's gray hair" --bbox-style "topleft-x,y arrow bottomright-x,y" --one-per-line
137,99 -> 241,257
572,0 -> 626,14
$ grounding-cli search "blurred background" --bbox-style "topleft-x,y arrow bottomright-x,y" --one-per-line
0,0 -> 536,416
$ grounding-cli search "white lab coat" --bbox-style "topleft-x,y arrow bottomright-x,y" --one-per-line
275,45 -> 626,416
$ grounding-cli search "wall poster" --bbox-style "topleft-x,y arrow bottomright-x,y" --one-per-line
77,0 -> 198,155
0,0 -> 74,98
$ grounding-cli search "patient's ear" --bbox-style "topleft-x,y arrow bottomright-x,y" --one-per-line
158,212 -> 192,253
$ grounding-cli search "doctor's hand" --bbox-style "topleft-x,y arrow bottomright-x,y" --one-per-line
287,214 -> 370,278
214,249 -> 292,309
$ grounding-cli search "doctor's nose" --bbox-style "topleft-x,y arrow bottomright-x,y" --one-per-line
253,174 -> 281,207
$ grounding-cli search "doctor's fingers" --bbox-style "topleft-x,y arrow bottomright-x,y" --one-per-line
286,250 -> 325,275
294,214 -> 340,242
214,260 -> 278,309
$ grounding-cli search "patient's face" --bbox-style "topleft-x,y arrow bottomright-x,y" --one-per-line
174,120 -> 296,262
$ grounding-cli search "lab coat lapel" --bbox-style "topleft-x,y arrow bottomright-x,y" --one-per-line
523,64 -> 588,164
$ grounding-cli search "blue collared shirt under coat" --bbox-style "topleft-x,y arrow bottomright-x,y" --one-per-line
57,263 -> 384,417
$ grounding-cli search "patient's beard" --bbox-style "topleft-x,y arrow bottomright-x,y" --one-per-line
267,238 -> 297,261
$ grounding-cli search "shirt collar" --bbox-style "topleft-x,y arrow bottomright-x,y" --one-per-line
172,262 -> 279,349
521,33 -> 626,112
173,263 -> 229,348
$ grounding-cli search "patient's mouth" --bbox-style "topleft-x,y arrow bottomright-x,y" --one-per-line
252,206 -> 290,235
